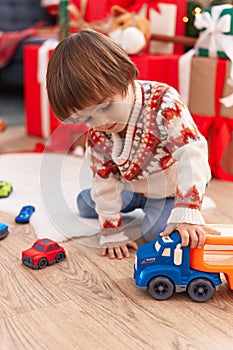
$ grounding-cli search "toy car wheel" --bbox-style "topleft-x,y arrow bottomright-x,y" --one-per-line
148,276 -> 174,300
187,278 -> 215,302
38,258 -> 48,269
56,252 -> 65,263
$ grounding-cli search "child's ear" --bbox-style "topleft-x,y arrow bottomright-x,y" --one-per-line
110,5 -> 128,18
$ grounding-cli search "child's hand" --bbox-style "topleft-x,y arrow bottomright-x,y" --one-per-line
161,223 -> 221,249
101,241 -> 138,259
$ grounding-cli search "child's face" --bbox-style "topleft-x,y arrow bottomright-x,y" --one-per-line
67,85 -> 134,134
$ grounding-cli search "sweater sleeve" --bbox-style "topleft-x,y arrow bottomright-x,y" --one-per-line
156,85 -> 211,225
87,129 -> 130,247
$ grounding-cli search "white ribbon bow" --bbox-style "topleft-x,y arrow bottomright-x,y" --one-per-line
194,5 -> 233,108
38,38 -> 59,138
194,11 -> 231,58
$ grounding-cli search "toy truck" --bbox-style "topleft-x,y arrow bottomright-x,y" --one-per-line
134,230 -> 233,302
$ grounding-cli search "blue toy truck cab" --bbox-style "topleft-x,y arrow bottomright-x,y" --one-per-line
0,223 -> 9,240
134,231 -> 221,302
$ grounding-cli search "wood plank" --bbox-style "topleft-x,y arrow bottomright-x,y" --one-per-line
0,126 -> 43,153
0,214 -> 233,349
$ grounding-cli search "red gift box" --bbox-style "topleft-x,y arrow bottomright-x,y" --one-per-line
68,0 -> 109,34
208,117 -> 233,182
178,54 -> 233,181
24,41 -> 60,138
70,0 -> 108,23
130,54 -> 179,89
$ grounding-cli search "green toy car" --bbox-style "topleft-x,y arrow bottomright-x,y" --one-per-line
0,181 -> 13,198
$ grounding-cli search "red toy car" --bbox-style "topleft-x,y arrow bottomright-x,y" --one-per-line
22,238 -> 66,269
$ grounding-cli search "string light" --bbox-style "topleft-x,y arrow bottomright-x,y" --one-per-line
192,6 -> 202,16
183,16 -> 189,23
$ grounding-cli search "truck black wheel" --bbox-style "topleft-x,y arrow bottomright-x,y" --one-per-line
187,278 -> 215,302
148,276 -> 174,300
56,252 -> 65,263
38,258 -> 48,269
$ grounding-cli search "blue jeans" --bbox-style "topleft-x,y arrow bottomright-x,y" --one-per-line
77,189 -> 174,242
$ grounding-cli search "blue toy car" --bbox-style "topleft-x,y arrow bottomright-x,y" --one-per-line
15,205 -> 35,224
0,223 -> 9,240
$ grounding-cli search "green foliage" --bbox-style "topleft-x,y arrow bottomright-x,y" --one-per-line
185,1 -> 203,38
58,0 -> 70,41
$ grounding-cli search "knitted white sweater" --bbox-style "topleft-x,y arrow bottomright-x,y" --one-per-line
86,81 -> 211,246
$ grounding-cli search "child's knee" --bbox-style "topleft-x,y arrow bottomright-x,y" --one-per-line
77,189 -> 98,218
141,197 -> 174,242
77,192 -> 88,217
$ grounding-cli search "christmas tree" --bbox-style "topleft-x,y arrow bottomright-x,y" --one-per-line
58,0 -> 70,41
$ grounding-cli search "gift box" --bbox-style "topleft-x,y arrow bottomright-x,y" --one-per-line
178,53 -> 233,181
130,54 -> 179,88
70,0 -> 108,23
188,56 -> 233,118
208,117 -> 233,182
193,3 -> 233,99
194,4 -> 233,60
24,40 -> 60,138
127,0 -> 186,54
67,0 -> 109,35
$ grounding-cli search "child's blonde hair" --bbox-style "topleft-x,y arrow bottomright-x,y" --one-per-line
46,30 -> 138,121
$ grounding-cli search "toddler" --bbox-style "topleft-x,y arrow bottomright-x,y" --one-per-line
47,30 -> 220,259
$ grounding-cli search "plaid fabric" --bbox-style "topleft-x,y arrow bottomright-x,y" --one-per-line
0,21 -> 50,68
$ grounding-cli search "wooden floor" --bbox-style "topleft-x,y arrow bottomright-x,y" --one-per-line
1,126 -> 233,350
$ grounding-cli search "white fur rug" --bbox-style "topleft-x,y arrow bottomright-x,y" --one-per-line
0,153 -> 143,245
0,153 -> 219,245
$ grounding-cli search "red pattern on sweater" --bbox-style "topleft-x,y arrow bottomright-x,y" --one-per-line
176,185 -> 202,209
91,159 -> 119,178
168,124 -> 199,151
163,100 -> 183,127
102,218 -> 122,229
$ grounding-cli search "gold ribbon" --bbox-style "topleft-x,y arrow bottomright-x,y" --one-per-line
67,0 -> 108,32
